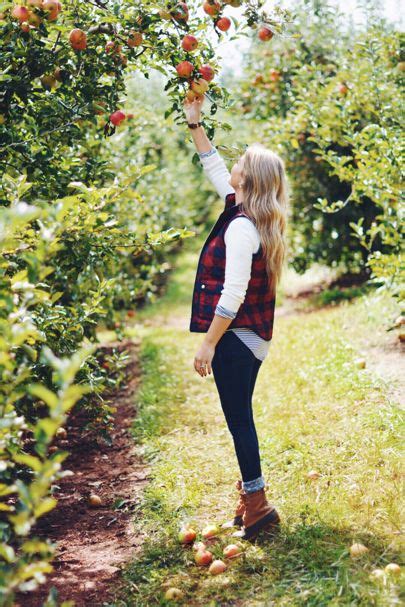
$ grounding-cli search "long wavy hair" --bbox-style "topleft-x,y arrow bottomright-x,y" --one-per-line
238,143 -> 290,298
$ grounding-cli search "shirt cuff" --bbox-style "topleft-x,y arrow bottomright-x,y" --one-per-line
215,304 -> 237,319
198,146 -> 217,159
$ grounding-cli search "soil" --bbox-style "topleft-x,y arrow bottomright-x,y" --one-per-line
14,339 -> 151,607
12,279 -> 403,607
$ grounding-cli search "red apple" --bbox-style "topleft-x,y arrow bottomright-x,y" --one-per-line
269,68 -> 281,81
181,34 -> 198,51
110,110 -> 126,126
191,77 -> 209,95
127,30 -> 143,47
105,40 -> 122,54
203,0 -> 221,17
215,16 -> 231,31
172,1 -> 189,22
43,0 -> 61,20
11,5 -> 30,22
258,25 -> 274,41
69,28 -> 87,51
194,549 -> 213,566
192,541 -> 207,551
198,64 -> 215,82
209,559 -> 227,575
338,83 -> 348,95
223,543 -> 242,558
178,526 -> 197,544
176,60 -> 194,78
20,21 -> 30,32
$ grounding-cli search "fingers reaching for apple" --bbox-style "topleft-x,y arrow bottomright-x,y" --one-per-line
183,95 -> 205,123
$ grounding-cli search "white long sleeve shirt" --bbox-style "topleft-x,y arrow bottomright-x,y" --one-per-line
198,146 -> 271,361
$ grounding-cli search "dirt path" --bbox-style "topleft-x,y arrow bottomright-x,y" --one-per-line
15,339 -> 151,607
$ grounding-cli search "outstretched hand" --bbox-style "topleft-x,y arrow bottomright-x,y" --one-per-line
183,94 -> 205,123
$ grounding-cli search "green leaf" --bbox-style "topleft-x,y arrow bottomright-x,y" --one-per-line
28,384 -> 58,409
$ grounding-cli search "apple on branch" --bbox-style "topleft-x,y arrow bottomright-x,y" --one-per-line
215,16 -> 231,31
258,25 -> 274,41
181,34 -> 198,51
69,28 -> 87,51
176,60 -> 194,78
203,0 -> 221,17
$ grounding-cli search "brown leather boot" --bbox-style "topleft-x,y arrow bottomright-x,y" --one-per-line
221,480 -> 245,529
232,486 -> 280,540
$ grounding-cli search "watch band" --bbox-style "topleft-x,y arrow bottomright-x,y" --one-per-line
187,121 -> 202,129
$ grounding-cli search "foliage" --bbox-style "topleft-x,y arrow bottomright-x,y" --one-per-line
233,0 -> 403,298
0,0 -> 297,600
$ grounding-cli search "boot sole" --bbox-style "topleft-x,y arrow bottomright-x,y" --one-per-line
221,514 -> 243,529
240,509 -> 280,540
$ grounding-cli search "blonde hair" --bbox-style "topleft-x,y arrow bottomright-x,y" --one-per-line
239,143 -> 289,297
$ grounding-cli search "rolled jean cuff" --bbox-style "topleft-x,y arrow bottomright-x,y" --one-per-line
242,475 -> 265,493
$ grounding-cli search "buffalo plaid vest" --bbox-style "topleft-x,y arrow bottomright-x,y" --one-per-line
189,192 -> 276,340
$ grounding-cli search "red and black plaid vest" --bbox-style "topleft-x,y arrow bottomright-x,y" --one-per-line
189,192 -> 276,340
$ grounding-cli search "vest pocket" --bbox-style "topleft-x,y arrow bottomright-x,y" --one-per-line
198,280 -> 223,320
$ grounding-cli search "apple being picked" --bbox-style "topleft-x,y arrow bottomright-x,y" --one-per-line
194,549 -> 213,566
191,78 -> 209,95
201,523 -> 220,538
178,526 -> 197,544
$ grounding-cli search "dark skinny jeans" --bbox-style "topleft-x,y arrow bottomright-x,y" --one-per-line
211,330 -> 263,483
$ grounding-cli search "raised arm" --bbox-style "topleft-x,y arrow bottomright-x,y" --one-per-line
184,96 -> 235,202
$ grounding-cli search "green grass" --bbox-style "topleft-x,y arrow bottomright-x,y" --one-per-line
111,234 -> 404,607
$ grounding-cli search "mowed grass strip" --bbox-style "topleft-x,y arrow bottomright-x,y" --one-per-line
115,241 -> 403,606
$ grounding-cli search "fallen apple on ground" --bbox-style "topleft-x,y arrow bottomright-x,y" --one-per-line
223,543 -> 242,558
307,470 -> 320,480
164,587 -> 184,601
209,559 -> 227,575
178,526 -> 197,544
350,542 -> 369,558
385,563 -> 401,575
88,493 -> 102,507
201,523 -> 220,538
194,549 -> 213,566
192,541 -> 206,551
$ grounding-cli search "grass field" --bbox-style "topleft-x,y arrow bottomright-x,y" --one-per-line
112,230 -> 403,607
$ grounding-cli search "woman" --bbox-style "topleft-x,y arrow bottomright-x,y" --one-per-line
184,95 -> 289,540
